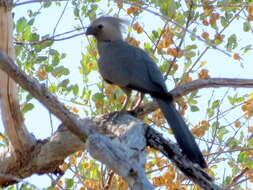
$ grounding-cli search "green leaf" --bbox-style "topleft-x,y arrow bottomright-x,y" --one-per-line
15,45 -> 23,56
49,49 -> 59,56
33,40 -> 54,52
217,127 -> 229,142
48,82 -> 57,93
34,56 -> 48,63
16,17 -> 27,33
185,45 -> 197,50
27,18 -> 35,25
237,152 -> 248,163
7,185 -> 15,190
207,108 -> 214,118
224,176 -> 232,185
226,138 -> 241,149
236,96 -> 245,103
241,44 -> 252,54
30,33 -> 40,42
85,90 -> 91,100
58,79 -> 70,88
23,27 -> 32,41
189,90 -> 198,98
212,100 -> 220,109
52,66 -> 70,78
226,34 -> 237,51
43,1 -> 52,8
188,98 -> 197,104
190,105 -> 199,112
61,53 -> 67,59
26,94 -> 33,101
227,95 -> 235,105
65,178 -> 74,189
20,183 -> 36,190
248,138 -> 253,147
72,84 -> 79,96
184,50 -> 196,60
190,27 -> 197,41
92,93 -> 104,102
74,7 -> 80,17
21,103 -> 34,113
247,160 -> 253,169
243,22 -> 250,32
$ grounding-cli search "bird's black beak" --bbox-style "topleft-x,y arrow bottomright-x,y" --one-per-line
85,26 -> 94,35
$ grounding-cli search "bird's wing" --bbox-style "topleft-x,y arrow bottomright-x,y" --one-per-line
98,40 -> 170,99
137,48 -> 170,96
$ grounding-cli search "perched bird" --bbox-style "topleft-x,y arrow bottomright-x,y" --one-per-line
86,16 -> 206,168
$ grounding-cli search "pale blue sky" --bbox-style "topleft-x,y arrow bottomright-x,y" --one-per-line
1,1 -> 253,188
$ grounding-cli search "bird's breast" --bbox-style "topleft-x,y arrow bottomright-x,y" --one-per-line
97,54 -> 130,87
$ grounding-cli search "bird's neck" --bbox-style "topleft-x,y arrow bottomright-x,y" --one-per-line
97,40 -> 123,55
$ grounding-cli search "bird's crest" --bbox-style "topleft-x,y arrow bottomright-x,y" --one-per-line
91,16 -> 128,33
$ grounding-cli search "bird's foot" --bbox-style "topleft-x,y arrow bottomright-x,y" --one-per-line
107,109 -> 129,121
127,107 -> 142,117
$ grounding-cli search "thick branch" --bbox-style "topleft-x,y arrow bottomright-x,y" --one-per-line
0,114 -> 154,189
0,111 -> 218,189
0,51 -> 153,189
171,78 -> 253,97
136,78 -> 253,117
146,127 -> 219,190
1,50 -> 249,189
0,50 -> 94,142
87,114 -> 153,190
0,46 -> 215,188
1,50 -> 248,189
0,126 -> 83,186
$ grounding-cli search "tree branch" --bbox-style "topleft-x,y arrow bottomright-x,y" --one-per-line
0,50 -> 94,142
146,127 -> 219,190
13,0 -> 68,7
135,78 -> 253,117
0,51 -> 153,189
171,78 -> 253,97
2,49 -> 250,189
1,49 -> 249,188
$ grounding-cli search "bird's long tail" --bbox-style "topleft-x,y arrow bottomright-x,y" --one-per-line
155,98 -> 207,168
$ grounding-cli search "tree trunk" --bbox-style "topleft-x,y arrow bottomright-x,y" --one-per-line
0,1 -> 34,155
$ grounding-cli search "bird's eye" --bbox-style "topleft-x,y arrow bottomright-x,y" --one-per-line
98,24 -> 103,29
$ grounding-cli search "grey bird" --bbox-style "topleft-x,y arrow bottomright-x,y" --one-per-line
85,16 -> 206,168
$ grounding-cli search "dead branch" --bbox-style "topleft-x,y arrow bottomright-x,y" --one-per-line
0,51 -> 153,190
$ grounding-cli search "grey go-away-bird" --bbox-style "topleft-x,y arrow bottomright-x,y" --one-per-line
85,16 -> 206,168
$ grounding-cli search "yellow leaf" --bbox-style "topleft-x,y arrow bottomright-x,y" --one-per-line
248,126 -> 253,133
235,121 -> 241,128
59,162 -> 68,171
0,135 -> 4,140
200,61 -> 208,67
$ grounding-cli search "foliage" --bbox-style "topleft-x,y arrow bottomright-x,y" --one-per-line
3,0 -> 253,189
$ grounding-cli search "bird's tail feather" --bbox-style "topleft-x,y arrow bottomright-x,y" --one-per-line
155,98 -> 207,168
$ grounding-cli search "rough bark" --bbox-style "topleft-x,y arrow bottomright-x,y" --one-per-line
4,50 -> 250,189
0,1 -> 35,155
0,113 -> 154,189
0,2 -> 250,189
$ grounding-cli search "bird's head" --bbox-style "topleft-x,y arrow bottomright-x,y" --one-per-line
85,16 -> 128,42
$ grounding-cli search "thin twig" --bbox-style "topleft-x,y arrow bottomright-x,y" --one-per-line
13,0 -> 68,7
123,1 -> 231,57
